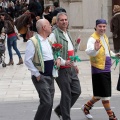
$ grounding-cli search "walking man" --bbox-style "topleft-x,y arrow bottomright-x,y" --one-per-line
49,12 -> 81,120
24,19 -> 61,120
82,19 -> 119,120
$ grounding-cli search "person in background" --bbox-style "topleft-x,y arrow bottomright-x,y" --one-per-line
28,0 -> 42,32
110,5 -> 120,53
49,12 -> 81,120
52,1 -> 66,17
6,2 -> 14,19
24,19 -> 61,120
0,6 -> 5,14
14,0 -> 22,18
43,5 -> 53,24
82,19 -> 119,120
38,0 -> 44,16
0,12 -> 23,65
51,16 -> 57,31
15,10 -> 36,42
0,0 -> 3,7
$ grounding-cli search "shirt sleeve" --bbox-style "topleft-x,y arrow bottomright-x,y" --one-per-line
110,50 -> 116,57
49,33 -> 57,43
58,57 -> 66,66
24,40 -> 40,77
85,37 -> 99,56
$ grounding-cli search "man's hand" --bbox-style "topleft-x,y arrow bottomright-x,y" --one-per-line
115,53 -> 120,58
36,75 -> 41,81
94,39 -> 101,51
74,66 -> 79,74
1,32 -> 5,36
55,58 -> 61,68
65,60 -> 74,67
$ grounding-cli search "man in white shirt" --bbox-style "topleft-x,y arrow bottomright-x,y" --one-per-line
49,12 -> 81,120
24,19 -> 61,120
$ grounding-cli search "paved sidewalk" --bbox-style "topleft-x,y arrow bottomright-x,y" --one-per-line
0,38 -> 120,102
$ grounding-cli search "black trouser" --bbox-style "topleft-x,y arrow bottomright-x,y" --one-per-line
55,67 -> 81,120
32,75 -> 55,120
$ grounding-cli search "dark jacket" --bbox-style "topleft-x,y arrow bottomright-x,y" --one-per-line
110,11 -> 120,50
52,7 -> 66,17
0,21 -> 4,33
28,0 -> 42,17
43,12 -> 52,23
4,20 -> 15,34
1,13 -> 15,34
110,12 -> 120,38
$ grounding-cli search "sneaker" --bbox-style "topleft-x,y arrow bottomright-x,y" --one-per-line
81,105 -> 93,119
54,108 -> 63,120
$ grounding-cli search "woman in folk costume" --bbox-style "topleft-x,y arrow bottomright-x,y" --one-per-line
82,19 -> 119,120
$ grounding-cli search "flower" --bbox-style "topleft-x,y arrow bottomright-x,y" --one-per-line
74,37 -> 81,54
52,43 -> 62,70
52,43 -> 62,51
76,38 -> 81,44
70,37 -> 81,62
52,43 -> 63,78
52,43 -> 62,60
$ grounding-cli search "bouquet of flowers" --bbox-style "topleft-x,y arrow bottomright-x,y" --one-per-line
52,43 -> 62,77
70,37 -> 81,62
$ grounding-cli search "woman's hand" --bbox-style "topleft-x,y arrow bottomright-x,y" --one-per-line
94,39 -> 101,51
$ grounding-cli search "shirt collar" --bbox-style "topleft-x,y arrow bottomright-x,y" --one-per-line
58,27 -> 68,34
37,34 -> 46,41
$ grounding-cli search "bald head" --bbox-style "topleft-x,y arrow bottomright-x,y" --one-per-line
36,19 -> 47,32
36,19 -> 52,37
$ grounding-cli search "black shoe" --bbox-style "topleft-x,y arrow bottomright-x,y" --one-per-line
54,107 -> 63,120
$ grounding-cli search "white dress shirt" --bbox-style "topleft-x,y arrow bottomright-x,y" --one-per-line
24,34 -> 54,77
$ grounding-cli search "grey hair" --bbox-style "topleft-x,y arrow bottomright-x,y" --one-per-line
56,12 -> 68,21
36,19 -> 42,32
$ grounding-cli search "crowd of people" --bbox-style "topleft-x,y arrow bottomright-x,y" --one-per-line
0,0 -> 65,65
0,0 -> 120,120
